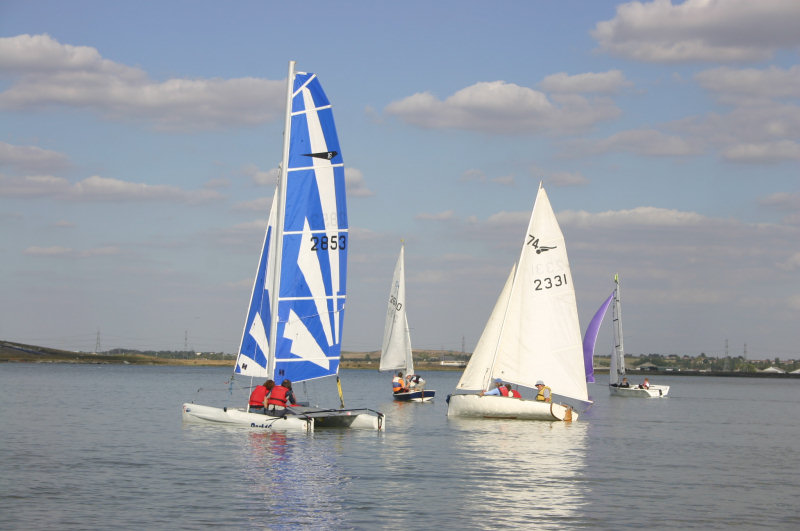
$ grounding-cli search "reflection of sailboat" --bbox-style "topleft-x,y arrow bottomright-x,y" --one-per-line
596,275 -> 670,398
447,183 -> 591,421
379,243 -> 435,402
182,61 -> 383,430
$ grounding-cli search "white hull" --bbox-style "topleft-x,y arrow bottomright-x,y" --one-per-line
609,384 -> 670,398
446,394 -> 578,421
182,403 -> 313,431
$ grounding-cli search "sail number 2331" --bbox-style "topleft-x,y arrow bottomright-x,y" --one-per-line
310,234 -> 346,251
533,274 -> 568,291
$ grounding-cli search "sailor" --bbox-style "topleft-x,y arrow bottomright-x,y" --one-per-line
266,379 -> 297,415
534,380 -> 552,402
639,377 -> 650,389
620,377 -> 630,388
505,384 -> 522,398
392,371 -> 408,393
406,373 -> 426,391
480,378 -> 508,396
248,379 -> 274,413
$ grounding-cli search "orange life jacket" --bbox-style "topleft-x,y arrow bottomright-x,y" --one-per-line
267,385 -> 290,406
248,385 -> 268,407
392,377 -> 404,393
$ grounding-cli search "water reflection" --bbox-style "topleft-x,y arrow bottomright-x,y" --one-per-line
231,431 -> 349,529
445,418 -> 590,529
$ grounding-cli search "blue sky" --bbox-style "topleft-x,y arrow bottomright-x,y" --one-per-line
1,0 -> 798,359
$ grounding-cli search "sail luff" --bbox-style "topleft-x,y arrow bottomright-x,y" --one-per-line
266,60 -> 296,381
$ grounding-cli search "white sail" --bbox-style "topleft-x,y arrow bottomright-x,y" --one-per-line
379,244 -> 413,374
455,264 -> 516,391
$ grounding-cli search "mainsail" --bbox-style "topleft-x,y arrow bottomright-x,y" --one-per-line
454,184 -> 588,403
235,63 -> 347,384
610,274 -> 625,386
379,244 -> 414,374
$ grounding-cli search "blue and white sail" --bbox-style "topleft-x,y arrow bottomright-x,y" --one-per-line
235,62 -> 347,384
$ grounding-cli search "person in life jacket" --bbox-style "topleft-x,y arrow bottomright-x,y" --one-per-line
406,374 -> 426,391
248,379 -> 274,413
639,377 -> 650,389
266,379 -> 297,415
505,384 -> 522,398
534,380 -> 552,402
392,371 -> 410,393
480,378 -> 509,396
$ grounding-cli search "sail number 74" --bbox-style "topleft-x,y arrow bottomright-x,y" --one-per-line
310,234 -> 346,251
533,274 -> 568,291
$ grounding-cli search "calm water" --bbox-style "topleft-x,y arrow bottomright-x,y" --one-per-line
1,364 -> 798,530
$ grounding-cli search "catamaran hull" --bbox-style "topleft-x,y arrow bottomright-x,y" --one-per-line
446,394 -> 578,421
609,385 -> 670,398
290,406 -> 385,431
182,403 -> 313,431
393,390 -> 436,402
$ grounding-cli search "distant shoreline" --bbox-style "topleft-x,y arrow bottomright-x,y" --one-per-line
2,340 -> 797,378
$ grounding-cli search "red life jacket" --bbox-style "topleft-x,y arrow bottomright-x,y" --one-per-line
267,385 -> 290,406
509,389 -> 522,398
248,385 -> 268,407
499,386 -> 509,397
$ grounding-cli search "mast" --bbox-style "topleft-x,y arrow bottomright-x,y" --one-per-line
612,273 -> 625,385
267,60 -> 295,380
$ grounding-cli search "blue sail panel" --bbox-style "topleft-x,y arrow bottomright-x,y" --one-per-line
583,291 -> 614,383
234,199 -> 276,377
268,68 -> 347,384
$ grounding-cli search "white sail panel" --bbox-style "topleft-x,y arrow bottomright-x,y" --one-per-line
455,264 -> 516,392
379,245 -> 413,373
491,186 -> 588,401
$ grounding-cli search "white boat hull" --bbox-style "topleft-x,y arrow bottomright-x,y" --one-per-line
446,394 -> 578,421
609,384 -> 670,398
393,389 -> 436,402
182,403 -> 313,431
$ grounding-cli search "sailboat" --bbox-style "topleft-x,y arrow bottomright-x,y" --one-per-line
607,274 -> 670,398
446,183 -> 591,421
182,61 -> 384,431
379,244 -> 436,402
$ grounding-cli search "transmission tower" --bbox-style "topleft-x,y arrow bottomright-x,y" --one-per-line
95,330 -> 101,354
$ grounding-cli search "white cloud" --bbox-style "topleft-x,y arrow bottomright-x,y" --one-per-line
346,167 -> 374,197
695,66 -> 800,105
416,210 -> 455,221
0,141 -> 71,173
548,171 -> 589,187
385,80 -> 620,135
243,164 -> 278,186
23,245 -> 72,256
0,174 -> 221,202
722,140 -> 800,163
592,0 -> 800,63
0,34 -> 285,131
539,70 -> 630,94
569,129 -> 700,157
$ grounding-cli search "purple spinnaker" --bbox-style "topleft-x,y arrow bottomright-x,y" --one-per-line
583,292 -> 614,383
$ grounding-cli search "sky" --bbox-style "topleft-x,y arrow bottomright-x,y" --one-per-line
1,0 -> 798,360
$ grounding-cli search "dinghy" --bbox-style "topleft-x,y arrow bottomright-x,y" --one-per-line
182,61 -> 384,431
447,184 -> 591,421
607,275 -> 670,398
379,243 -> 435,402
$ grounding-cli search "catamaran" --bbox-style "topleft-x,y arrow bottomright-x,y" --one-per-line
446,183 -> 591,421
379,243 -> 435,402
182,61 -> 384,430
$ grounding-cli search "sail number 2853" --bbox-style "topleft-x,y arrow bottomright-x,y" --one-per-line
310,234 -> 346,251
533,274 -> 568,291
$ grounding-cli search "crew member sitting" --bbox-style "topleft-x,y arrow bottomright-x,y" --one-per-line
505,383 -> 522,398
392,371 -> 409,394
248,379 -> 274,413
638,377 -> 650,389
406,374 -> 426,391
266,379 -> 297,415
534,380 -> 552,402
480,378 -> 509,396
